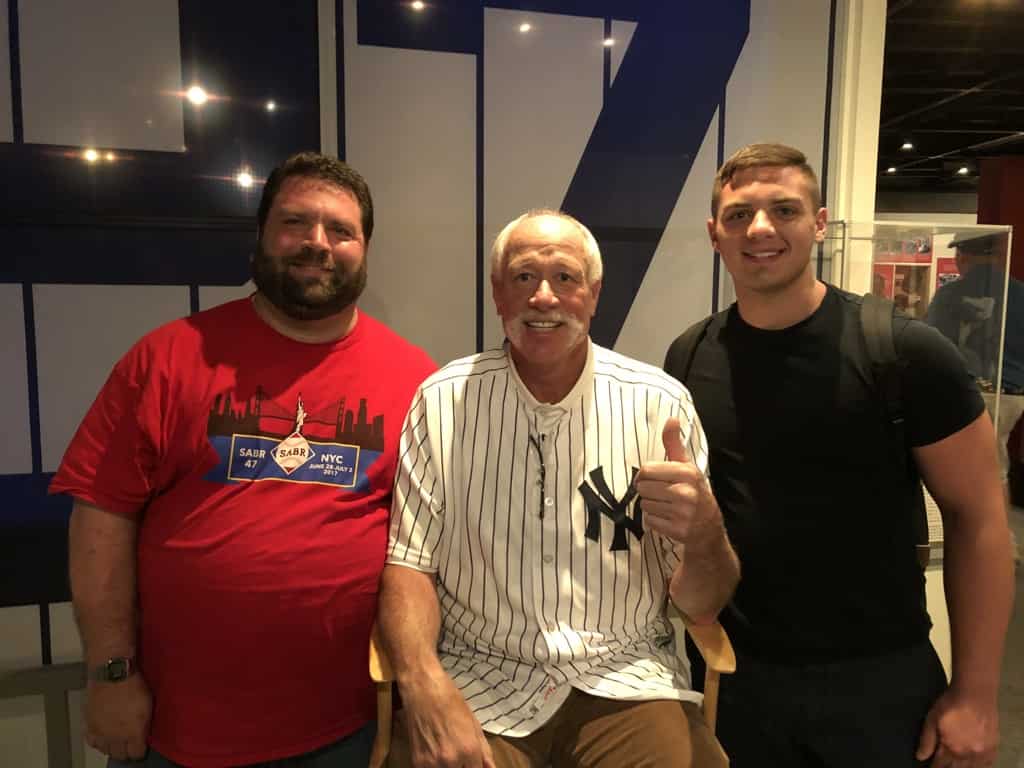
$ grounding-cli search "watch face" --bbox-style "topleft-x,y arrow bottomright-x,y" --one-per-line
107,658 -> 129,681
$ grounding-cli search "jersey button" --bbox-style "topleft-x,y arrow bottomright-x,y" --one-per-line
543,555 -> 554,564
544,497 -> 554,507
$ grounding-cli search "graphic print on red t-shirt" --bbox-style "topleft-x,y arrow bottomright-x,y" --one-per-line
204,388 -> 386,491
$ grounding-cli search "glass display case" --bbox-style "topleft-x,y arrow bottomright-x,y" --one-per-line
824,220 -> 1016,554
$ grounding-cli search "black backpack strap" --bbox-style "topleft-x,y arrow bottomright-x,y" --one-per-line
860,293 -> 930,567
861,293 -> 904,432
664,310 -> 727,385
666,317 -> 713,384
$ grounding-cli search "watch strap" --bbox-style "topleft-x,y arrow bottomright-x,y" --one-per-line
88,656 -> 136,682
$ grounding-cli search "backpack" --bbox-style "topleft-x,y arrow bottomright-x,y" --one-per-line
668,293 -> 931,568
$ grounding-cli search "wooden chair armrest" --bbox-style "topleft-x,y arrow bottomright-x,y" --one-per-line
682,618 -> 736,674
369,623 -> 394,683
368,624 -> 395,768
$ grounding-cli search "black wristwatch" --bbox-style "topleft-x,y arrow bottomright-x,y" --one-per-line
89,656 -> 136,683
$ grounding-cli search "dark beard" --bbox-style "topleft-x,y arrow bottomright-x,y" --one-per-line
250,240 -> 366,321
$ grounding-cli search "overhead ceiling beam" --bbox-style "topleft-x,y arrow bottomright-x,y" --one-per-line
888,17 -> 1024,28
888,131 -> 1024,171
887,46 -> 1024,54
881,72 -> 1021,128
880,128 -> 1023,134
884,88 -> 1024,95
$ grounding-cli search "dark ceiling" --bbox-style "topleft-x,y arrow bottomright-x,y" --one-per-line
877,0 -> 1024,196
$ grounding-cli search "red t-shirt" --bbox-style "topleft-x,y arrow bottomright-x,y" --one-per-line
50,299 -> 435,767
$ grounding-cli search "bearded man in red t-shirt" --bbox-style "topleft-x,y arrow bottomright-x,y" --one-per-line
50,152 -> 435,768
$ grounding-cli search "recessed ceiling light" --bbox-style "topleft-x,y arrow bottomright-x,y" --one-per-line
886,167 -> 897,174
957,166 -> 970,175
236,170 -> 254,189
265,100 -> 276,112
603,37 -> 615,47
411,0 -> 425,10
186,85 -> 208,106
83,148 -> 99,163
900,141 -> 914,151
519,22 -> 532,33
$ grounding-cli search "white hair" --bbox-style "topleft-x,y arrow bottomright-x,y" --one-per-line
489,209 -> 603,285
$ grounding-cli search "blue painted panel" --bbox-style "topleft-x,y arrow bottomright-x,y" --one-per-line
485,1 -> 640,19
356,0 -> 482,53
0,475 -> 70,607
563,3 -> 750,347
1,223 -> 253,285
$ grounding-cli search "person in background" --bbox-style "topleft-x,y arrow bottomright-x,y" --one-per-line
927,232 -> 1024,504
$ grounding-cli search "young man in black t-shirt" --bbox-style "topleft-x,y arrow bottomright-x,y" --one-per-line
664,143 -> 1014,768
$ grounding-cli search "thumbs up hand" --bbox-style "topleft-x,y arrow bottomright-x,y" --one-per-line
635,417 -> 721,545
661,416 -> 691,464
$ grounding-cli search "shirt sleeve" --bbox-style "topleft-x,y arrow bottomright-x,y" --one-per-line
897,317 -> 986,447
47,343 -> 163,518
387,386 -> 445,573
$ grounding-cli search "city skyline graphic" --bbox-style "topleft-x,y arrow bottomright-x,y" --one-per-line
206,388 -> 386,452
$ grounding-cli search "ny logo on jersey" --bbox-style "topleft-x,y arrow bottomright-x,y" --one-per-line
579,467 -> 644,552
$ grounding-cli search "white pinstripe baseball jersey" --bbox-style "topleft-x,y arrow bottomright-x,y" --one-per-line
387,340 -> 709,737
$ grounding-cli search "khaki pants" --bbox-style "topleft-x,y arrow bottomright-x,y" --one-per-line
389,689 -> 727,768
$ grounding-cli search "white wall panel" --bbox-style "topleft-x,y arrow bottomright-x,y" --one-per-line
200,281 -> 255,311
0,0 -> 12,143
48,602 -> 81,664
318,0 -> 339,158
0,285 -> 32,474
343,0 -> 476,366
0,605 -> 43,668
723,0 -> 831,177
19,0 -> 184,151
34,285 -> 189,471
616,116 -> 721,367
483,9 -> 604,349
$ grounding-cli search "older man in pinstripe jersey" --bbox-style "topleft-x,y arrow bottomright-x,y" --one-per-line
378,210 -> 740,768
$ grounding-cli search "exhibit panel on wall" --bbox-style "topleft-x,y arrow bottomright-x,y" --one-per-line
18,0 -> 185,151
0,1 -> 323,610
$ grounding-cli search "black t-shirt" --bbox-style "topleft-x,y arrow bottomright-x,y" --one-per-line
665,285 -> 983,662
